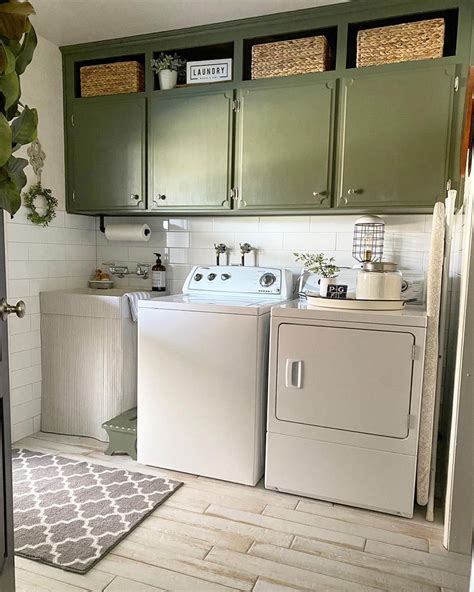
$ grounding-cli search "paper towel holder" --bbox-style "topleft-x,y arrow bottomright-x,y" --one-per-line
99,215 -> 151,239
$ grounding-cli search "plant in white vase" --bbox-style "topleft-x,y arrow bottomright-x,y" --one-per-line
151,52 -> 186,90
294,252 -> 340,297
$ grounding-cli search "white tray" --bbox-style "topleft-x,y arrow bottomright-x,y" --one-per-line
306,294 -> 406,311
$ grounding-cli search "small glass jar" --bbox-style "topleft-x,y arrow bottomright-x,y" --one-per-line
356,262 -> 403,300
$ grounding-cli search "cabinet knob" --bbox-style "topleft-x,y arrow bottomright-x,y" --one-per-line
347,188 -> 363,195
130,194 -> 140,201
153,195 -> 167,208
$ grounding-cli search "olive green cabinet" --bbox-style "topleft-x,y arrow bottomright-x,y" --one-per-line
149,90 -> 233,212
68,97 -> 146,213
235,80 -> 336,210
336,65 -> 456,209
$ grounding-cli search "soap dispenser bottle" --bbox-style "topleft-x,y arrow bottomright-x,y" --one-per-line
152,253 -> 166,292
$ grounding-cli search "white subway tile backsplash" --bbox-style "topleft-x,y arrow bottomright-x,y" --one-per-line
234,232 -> 283,250
11,398 -> 41,426
8,243 -> 29,261
10,384 -> 33,406
11,418 -> 34,443
259,215 -> 311,233
213,217 -> 259,232
166,232 -> 190,248
189,231 -> 235,249
283,232 -> 336,251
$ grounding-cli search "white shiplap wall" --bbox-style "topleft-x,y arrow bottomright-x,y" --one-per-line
97,214 -> 433,295
4,36 -> 97,442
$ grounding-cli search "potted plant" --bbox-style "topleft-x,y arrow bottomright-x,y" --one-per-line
294,252 -> 340,297
151,52 -> 186,90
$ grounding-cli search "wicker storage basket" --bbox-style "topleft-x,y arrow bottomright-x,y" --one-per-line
80,61 -> 145,97
356,18 -> 445,67
252,35 -> 330,79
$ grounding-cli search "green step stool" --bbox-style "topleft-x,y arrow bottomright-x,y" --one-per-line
102,408 -> 137,460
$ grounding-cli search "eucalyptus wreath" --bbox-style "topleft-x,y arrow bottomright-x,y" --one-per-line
23,183 -> 58,226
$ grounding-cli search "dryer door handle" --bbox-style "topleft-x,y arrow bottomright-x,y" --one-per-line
285,359 -> 303,389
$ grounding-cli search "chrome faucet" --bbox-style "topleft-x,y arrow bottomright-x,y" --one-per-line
103,262 -> 150,280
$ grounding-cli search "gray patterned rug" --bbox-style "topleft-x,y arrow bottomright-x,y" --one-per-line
12,449 -> 183,573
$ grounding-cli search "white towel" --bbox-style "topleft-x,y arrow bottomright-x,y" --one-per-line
125,291 -> 152,322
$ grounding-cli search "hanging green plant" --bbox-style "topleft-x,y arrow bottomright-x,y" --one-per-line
23,182 -> 57,226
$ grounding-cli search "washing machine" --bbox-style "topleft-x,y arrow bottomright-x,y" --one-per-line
265,300 -> 427,517
137,265 -> 294,486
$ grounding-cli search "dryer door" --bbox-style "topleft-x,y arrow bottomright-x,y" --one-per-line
276,324 -> 414,438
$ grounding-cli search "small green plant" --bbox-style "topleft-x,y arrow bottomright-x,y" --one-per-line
151,52 -> 186,73
294,252 -> 340,278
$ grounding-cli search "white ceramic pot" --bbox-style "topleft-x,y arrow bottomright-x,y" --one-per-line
319,277 -> 336,298
158,69 -> 178,90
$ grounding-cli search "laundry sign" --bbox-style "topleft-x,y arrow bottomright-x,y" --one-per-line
186,59 -> 232,84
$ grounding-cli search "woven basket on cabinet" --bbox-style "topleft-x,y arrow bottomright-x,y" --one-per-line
80,61 -> 145,97
251,35 -> 330,79
356,18 -> 445,67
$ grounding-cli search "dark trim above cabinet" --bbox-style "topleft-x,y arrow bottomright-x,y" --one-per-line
62,0 -> 473,216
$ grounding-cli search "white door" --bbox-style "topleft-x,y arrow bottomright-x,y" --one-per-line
276,324 -> 415,438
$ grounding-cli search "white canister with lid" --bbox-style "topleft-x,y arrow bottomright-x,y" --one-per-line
356,261 -> 403,300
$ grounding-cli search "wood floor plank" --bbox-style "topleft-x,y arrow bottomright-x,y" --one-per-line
104,576 -> 165,591
32,431 -> 107,451
154,505 -> 294,547
167,484 -> 267,514
96,554 -> 235,591
15,568 -> 90,591
263,505 -> 429,551
205,504 -> 366,550
251,542 -> 439,592
141,514 -> 254,552
253,578 -> 311,591
111,539 -> 255,590
365,539 -> 471,577
296,500 -> 444,542
124,526 -> 211,559
293,536 -> 467,591
194,476 -> 300,510
14,557 -> 114,592
206,547 -> 382,591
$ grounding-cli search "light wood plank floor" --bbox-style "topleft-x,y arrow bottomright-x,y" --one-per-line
12,432 -> 470,592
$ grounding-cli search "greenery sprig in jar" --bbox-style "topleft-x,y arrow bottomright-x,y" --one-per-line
294,252 -> 340,297
151,52 -> 186,90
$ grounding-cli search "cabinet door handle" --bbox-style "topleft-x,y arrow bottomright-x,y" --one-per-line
312,191 -> 328,205
347,188 -> 363,195
285,359 -> 303,389
130,194 -> 140,201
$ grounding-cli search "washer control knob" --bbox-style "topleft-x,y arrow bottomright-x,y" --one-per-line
207,273 -> 216,281
194,273 -> 203,281
221,273 -> 231,281
260,272 -> 276,287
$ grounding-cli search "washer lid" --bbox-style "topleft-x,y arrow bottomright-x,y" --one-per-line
138,293 -> 290,315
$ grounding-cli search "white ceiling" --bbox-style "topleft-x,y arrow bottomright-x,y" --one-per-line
31,0 -> 349,47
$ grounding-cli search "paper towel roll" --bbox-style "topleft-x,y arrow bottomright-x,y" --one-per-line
105,224 -> 151,242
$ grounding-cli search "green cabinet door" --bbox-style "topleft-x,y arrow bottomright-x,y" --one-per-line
149,90 -> 233,212
68,97 -> 146,212
235,79 -> 336,210
336,65 -> 455,209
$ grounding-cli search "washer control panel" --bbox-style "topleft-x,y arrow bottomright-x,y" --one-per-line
183,265 -> 293,299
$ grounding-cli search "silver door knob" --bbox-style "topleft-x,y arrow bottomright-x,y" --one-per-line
0,298 -> 26,321
347,188 -> 363,195
130,194 -> 140,201
157,194 -> 166,200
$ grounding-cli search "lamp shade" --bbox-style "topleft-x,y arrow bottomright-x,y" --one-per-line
352,216 -> 385,263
